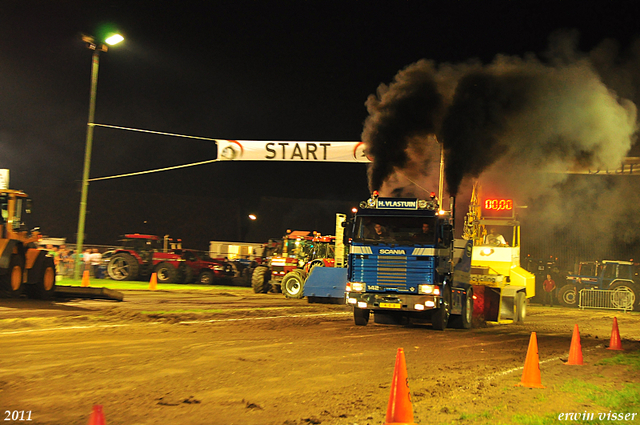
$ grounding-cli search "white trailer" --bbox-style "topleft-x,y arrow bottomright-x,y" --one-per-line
209,241 -> 264,261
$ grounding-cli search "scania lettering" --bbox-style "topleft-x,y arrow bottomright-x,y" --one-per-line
344,192 -> 473,330
379,249 -> 406,255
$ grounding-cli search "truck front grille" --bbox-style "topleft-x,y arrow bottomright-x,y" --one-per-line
351,255 -> 434,291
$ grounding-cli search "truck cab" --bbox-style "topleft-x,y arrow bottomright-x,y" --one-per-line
344,192 -> 473,330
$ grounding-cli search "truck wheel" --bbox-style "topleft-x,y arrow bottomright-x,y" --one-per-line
198,270 -> 215,285
354,307 -> 370,326
251,266 -> 270,293
231,261 -> 243,278
26,256 -> 56,300
282,271 -> 306,299
178,266 -> 194,284
2,254 -> 25,298
241,267 -> 253,286
558,285 -> 578,308
451,288 -> 473,329
610,282 -> 639,311
432,286 -> 452,330
108,253 -> 139,281
155,263 -> 177,283
515,291 -> 526,324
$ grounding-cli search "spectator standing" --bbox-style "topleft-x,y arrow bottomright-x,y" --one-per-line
66,249 -> 76,276
58,245 -> 69,276
90,249 -> 103,279
83,249 -> 92,273
47,244 -> 59,266
542,274 -> 556,306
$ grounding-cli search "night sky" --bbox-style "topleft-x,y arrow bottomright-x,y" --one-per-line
2,1 -> 639,251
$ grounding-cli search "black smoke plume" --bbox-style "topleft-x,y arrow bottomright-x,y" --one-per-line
362,60 -> 444,194
362,31 -> 640,260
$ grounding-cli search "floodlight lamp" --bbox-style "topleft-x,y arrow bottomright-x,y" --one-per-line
105,34 -> 124,46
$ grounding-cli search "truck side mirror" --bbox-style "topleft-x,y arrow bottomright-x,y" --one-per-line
442,224 -> 453,246
342,220 -> 352,245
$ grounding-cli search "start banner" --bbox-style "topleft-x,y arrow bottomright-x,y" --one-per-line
216,140 -> 370,163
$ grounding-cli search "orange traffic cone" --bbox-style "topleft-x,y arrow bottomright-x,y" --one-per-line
385,348 -> 417,425
566,324 -> 583,365
87,405 -> 106,425
607,317 -> 624,351
516,332 -> 545,388
81,270 -> 90,287
149,272 -> 157,291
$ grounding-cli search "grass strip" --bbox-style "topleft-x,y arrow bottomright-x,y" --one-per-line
57,277 -> 250,292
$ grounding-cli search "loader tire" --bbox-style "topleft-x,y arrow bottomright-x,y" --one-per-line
251,266 -> 270,293
1,254 -> 25,298
108,253 -> 139,281
26,255 -> 56,300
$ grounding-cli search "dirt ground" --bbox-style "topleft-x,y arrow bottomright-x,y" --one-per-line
0,287 -> 639,425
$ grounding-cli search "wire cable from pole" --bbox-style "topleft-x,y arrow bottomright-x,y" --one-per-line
86,123 -> 219,181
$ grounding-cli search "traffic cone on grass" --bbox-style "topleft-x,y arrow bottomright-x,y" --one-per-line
607,317 -> 623,351
385,348 -> 417,425
81,270 -> 90,287
516,332 -> 545,388
149,272 -> 157,291
566,324 -> 583,365
87,405 -> 106,425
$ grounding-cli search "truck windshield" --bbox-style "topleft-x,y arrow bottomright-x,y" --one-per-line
354,216 -> 437,245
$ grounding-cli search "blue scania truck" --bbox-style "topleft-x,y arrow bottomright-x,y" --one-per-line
344,192 -> 473,330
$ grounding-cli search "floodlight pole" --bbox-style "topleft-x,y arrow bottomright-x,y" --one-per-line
74,41 -> 105,279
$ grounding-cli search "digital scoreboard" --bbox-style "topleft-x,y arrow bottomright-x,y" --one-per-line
482,198 -> 514,218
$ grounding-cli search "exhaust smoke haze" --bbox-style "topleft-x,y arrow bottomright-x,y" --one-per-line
362,31 -> 640,261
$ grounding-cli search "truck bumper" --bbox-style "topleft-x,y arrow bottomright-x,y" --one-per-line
346,292 -> 441,312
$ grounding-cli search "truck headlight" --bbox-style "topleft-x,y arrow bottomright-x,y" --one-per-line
347,282 -> 364,292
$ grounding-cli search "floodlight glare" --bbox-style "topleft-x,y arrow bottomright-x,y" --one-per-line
105,34 -> 124,45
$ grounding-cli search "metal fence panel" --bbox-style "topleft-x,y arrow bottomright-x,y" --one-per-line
579,288 -> 634,312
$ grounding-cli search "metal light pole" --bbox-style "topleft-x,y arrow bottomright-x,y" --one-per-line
74,34 -> 123,279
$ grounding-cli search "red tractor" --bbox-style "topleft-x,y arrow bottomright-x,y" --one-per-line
281,235 -> 337,299
178,249 -> 235,284
104,234 -> 190,284
251,231 -> 337,297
